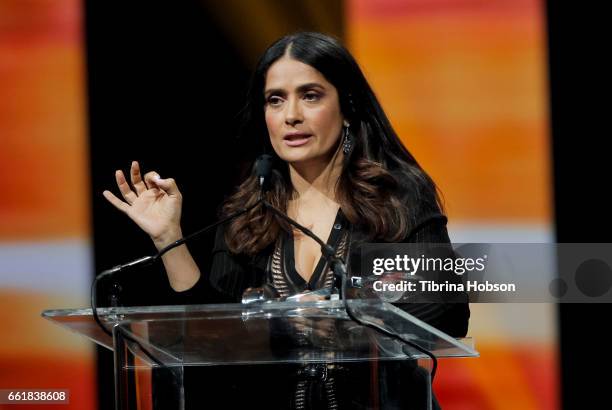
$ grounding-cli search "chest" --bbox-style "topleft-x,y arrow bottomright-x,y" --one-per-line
289,206 -> 340,282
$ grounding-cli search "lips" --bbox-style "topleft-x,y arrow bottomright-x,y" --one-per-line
283,133 -> 312,147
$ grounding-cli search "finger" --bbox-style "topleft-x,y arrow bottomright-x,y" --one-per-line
115,170 -> 138,204
102,190 -> 130,213
154,177 -> 181,197
130,161 -> 148,194
144,171 -> 161,190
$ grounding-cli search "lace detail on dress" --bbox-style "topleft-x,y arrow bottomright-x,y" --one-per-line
270,232 -> 348,298
271,239 -> 291,297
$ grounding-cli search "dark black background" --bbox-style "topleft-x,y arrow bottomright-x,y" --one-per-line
546,1 -> 611,409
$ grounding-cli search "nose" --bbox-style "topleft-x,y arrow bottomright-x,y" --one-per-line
284,97 -> 303,126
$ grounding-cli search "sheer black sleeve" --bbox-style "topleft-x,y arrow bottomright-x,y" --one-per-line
394,215 -> 470,337
386,170 -> 471,337
207,224 -> 267,302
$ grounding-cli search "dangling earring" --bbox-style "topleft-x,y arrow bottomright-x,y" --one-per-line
342,122 -> 352,155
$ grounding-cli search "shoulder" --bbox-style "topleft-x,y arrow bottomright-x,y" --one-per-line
389,168 -> 442,219
209,223 -> 272,301
212,223 -> 274,265
388,168 -> 450,243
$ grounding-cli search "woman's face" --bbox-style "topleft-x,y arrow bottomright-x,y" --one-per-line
264,56 -> 344,167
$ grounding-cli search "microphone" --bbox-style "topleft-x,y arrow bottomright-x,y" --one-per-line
238,199 -> 348,303
252,158 -> 350,292
242,155 -> 349,303
254,154 -> 273,191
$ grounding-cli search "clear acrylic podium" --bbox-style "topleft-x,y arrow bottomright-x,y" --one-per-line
43,299 -> 477,410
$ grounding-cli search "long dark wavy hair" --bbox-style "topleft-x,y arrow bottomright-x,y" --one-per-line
222,32 -> 444,255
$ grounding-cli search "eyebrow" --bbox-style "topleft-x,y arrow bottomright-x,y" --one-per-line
264,82 -> 326,98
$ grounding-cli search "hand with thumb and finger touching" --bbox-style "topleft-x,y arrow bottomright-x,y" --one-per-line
102,161 -> 184,249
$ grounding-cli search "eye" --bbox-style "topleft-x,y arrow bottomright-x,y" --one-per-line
303,92 -> 321,102
266,95 -> 284,106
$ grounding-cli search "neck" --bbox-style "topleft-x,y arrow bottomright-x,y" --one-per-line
288,151 -> 343,204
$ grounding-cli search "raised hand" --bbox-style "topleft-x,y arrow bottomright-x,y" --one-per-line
103,161 -> 183,249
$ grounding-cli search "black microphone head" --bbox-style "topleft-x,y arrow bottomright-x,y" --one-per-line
254,154 -> 273,190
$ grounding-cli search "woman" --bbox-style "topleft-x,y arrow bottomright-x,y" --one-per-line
104,32 -> 469,408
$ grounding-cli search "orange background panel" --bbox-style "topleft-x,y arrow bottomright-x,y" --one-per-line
0,1 -> 95,409
0,292 -> 95,410
0,354 -> 96,410
347,0 -> 551,221
0,0 -> 90,240
437,344 -> 559,410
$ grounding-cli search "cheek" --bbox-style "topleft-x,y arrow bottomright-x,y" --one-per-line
312,107 -> 342,142
264,110 -> 281,137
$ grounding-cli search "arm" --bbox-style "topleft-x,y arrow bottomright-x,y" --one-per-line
153,229 -> 201,292
170,224 -> 267,304
103,161 -> 201,292
396,215 -> 470,338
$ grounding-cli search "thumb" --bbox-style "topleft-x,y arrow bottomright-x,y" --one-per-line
144,171 -> 162,189
155,177 -> 181,196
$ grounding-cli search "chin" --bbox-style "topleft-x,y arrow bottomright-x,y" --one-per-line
276,149 -> 315,164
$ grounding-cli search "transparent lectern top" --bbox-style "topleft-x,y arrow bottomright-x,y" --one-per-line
43,299 -> 477,366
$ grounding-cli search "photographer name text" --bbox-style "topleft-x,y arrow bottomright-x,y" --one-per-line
373,280 -> 516,292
